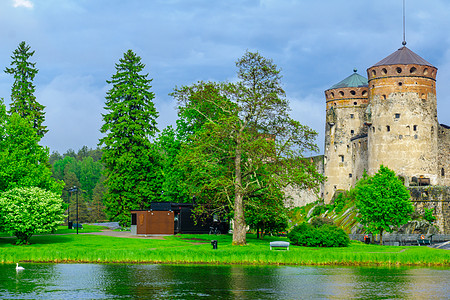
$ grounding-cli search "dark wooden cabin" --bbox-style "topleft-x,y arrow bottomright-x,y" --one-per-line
131,202 -> 229,235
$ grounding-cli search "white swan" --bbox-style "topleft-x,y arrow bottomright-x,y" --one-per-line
16,263 -> 24,271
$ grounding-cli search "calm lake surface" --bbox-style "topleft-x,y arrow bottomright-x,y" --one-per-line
1,264 -> 449,299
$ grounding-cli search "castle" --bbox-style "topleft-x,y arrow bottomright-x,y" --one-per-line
322,43 -> 450,232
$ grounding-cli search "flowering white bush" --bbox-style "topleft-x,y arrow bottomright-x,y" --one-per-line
0,187 -> 65,245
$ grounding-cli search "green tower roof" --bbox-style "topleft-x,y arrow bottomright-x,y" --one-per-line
329,70 -> 368,90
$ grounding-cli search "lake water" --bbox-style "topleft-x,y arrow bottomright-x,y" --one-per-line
1,263 -> 449,299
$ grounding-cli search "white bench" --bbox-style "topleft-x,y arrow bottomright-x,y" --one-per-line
270,241 -> 290,250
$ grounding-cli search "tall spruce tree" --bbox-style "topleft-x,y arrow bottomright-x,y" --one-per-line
4,41 -> 47,138
99,50 -> 162,226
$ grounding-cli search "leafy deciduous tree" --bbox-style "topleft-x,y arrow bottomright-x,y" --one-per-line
356,165 -> 414,245
99,50 -> 162,226
0,100 -> 62,194
0,187 -> 65,245
4,41 -> 47,138
174,51 -> 323,245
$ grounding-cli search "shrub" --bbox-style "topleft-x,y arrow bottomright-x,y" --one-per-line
310,216 -> 334,228
423,208 -> 436,224
0,187 -> 65,245
332,193 -> 347,213
287,222 -> 350,247
311,205 -> 324,217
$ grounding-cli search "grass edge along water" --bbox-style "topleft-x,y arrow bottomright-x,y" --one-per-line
0,228 -> 449,266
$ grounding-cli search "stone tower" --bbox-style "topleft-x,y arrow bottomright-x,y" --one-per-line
366,46 -> 439,184
323,70 -> 369,202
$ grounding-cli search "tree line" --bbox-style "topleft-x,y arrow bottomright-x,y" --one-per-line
49,146 -> 106,223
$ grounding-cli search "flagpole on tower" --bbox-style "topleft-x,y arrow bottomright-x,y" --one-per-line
402,0 -> 407,46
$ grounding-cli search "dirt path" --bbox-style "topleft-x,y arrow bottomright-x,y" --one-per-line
81,230 -> 167,239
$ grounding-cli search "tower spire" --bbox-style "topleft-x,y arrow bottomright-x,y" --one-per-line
402,0 -> 407,46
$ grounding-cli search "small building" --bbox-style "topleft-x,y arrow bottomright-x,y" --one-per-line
130,202 -> 229,235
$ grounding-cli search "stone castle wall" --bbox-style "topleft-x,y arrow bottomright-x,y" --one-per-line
438,124 -> 450,186
351,135 -> 368,185
409,186 -> 450,234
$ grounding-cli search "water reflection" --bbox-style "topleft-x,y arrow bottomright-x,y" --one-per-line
0,263 -> 449,299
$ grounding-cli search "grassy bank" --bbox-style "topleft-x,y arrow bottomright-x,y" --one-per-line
0,229 -> 449,266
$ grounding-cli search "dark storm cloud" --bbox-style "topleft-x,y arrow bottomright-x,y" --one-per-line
0,0 -> 449,153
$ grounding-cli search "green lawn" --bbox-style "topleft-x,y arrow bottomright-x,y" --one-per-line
1,229 -> 449,266
0,225 -> 107,238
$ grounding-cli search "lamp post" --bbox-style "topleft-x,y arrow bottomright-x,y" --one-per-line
69,186 -> 79,234
67,189 -> 71,229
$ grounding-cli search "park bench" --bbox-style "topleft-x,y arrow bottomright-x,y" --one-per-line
417,238 -> 431,246
270,241 -> 289,250
72,223 -> 83,229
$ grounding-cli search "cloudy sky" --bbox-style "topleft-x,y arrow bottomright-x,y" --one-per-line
1,0 -> 449,154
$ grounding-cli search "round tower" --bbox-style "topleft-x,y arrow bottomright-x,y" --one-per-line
366,45 -> 439,184
323,70 -> 369,203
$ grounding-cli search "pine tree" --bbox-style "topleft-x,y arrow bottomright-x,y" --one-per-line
4,41 -> 47,138
99,50 -> 162,226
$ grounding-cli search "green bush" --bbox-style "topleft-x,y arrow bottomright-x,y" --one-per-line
0,187 -> 65,245
311,205 -> 324,217
332,193 -> 347,213
423,208 -> 436,224
287,222 -> 350,247
310,216 -> 334,228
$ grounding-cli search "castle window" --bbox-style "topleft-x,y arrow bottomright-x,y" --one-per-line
351,130 -> 354,135
330,92 -> 335,98
349,173 -> 352,178
442,168 -> 445,176
424,68 -> 429,75
350,90 -> 356,95
382,95 -> 387,100
381,68 -> 387,75
395,113 -> 401,119
396,67 -> 402,74
353,102 -> 357,105
398,82 -> 403,86
350,114 -> 354,119
386,125 -> 390,132
413,125 -> 418,131
410,67 -> 417,74
371,70 -> 376,76
339,155 -> 344,162
339,91 -> 344,97
362,90 -> 367,96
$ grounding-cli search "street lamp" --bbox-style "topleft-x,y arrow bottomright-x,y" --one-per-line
69,186 -> 79,234
67,189 -> 71,229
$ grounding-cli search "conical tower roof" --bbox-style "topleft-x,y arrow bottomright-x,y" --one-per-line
329,70 -> 368,90
371,46 -> 434,67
